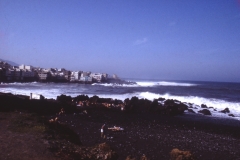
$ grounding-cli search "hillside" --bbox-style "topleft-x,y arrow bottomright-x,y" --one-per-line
0,58 -> 19,66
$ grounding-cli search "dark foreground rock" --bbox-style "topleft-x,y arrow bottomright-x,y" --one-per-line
228,113 -> 235,117
198,109 -> 211,115
188,109 -> 196,113
0,92 -> 78,115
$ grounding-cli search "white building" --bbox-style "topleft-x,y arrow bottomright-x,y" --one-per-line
71,71 -> 82,81
19,64 -> 33,71
58,68 -> 66,72
56,72 -> 66,80
90,73 -> 103,82
38,72 -> 50,81
81,72 -> 91,77
80,76 -> 92,82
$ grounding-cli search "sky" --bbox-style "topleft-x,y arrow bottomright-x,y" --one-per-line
0,0 -> 240,82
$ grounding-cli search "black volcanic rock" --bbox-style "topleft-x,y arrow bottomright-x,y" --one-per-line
220,108 -> 230,114
122,98 -> 188,115
57,94 -> 72,103
97,98 -> 113,104
198,109 -> 211,115
201,104 -> 208,108
124,96 -> 139,112
73,95 -> 89,102
149,99 -> 159,112
0,92 -> 78,114
157,97 -> 165,101
163,99 -> 188,115
188,109 -> 196,113
228,114 -> 235,117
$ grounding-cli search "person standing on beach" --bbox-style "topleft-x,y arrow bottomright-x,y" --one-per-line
101,124 -> 106,139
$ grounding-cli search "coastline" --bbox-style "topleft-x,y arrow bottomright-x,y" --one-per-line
1,92 -> 240,159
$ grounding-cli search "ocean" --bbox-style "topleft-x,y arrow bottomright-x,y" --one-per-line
1,79 -> 240,120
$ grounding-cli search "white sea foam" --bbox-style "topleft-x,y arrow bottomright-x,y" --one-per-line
90,92 -> 240,120
92,83 -> 139,87
136,81 -> 198,87
1,83 -> 239,120
92,81 -> 197,87
136,92 -> 240,119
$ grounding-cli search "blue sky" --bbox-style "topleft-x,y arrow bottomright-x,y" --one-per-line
0,0 -> 240,82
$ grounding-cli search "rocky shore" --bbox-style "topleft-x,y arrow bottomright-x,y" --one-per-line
1,92 -> 240,159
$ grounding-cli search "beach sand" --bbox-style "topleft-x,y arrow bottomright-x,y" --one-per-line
1,91 -> 240,159
54,109 -> 240,159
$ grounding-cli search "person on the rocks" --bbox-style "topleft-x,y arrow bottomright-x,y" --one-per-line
101,124 -> 106,139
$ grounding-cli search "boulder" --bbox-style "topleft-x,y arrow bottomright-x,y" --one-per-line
73,94 -> 89,102
89,95 -> 99,104
198,109 -> 211,115
157,97 -> 165,101
188,109 -> 196,113
228,114 -> 235,117
57,94 -> 72,103
96,98 -> 112,104
113,99 -> 123,105
164,99 -> 176,106
149,99 -> 159,112
164,100 -> 188,115
220,108 -> 230,113
124,98 -> 130,105
124,97 -> 140,112
201,104 -> 208,108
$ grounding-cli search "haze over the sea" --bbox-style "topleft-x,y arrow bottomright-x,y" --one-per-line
1,0 -> 240,82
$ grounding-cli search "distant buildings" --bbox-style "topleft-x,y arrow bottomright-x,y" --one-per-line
19,64 -> 33,71
90,73 -> 103,82
0,60 -> 117,83
38,72 -> 51,81
71,71 -> 82,82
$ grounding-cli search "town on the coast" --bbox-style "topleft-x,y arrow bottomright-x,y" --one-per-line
0,60 -> 120,83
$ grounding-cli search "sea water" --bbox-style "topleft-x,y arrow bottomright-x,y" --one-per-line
1,79 -> 240,120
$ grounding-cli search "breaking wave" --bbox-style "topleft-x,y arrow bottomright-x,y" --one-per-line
136,81 -> 197,87
95,92 -> 240,119
1,81 -> 240,120
92,81 -> 198,87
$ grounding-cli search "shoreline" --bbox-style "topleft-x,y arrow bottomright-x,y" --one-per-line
1,88 -> 239,121
1,92 -> 240,159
